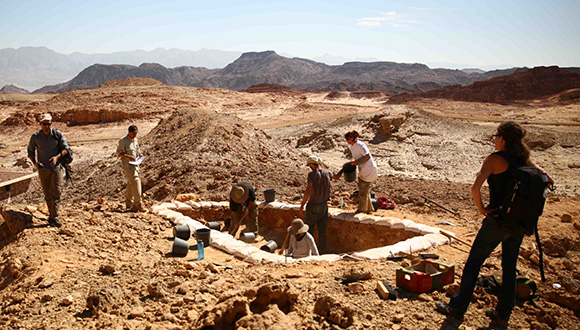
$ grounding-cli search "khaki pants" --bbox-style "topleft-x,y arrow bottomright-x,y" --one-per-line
357,178 -> 374,213
38,166 -> 65,219
123,165 -> 142,209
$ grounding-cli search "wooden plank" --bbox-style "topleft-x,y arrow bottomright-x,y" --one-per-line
0,172 -> 38,189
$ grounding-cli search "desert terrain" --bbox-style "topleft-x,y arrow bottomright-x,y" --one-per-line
1,79 -> 579,329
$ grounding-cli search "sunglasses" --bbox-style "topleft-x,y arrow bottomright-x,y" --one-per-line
41,122 -> 52,126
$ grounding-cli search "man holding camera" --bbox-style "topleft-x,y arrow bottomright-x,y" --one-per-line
27,113 -> 69,227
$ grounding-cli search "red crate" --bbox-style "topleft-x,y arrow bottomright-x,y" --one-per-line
396,259 -> 454,293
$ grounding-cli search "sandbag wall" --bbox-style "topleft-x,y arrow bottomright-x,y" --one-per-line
151,200 -> 456,264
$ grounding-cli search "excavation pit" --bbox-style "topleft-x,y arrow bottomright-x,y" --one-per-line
152,200 -> 453,263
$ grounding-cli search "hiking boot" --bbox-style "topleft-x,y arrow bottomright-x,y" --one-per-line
131,205 -> 147,213
435,302 -> 464,320
485,309 -> 508,328
48,218 -> 62,228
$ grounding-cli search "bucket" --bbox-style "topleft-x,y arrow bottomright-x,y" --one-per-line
195,228 -> 211,247
172,237 -> 189,257
260,240 -> 278,252
173,225 -> 191,240
343,164 -> 357,182
240,232 -> 255,243
264,189 -> 276,203
372,198 -> 379,211
207,221 -> 221,231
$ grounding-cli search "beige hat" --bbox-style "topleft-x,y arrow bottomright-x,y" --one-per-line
306,155 -> 321,166
230,183 -> 249,204
288,218 -> 309,235
39,113 -> 52,122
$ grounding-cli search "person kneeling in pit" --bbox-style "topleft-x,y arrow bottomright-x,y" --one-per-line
286,218 -> 319,258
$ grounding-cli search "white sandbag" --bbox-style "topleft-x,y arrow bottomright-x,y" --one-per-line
174,218 -> 188,226
234,246 -> 261,259
150,204 -> 167,214
328,208 -> 342,217
211,201 -> 229,209
424,233 -> 453,246
351,247 -> 392,260
302,254 -> 342,262
360,215 -> 382,224
375,219 -> 392,227
406,236 -> 435,251
173,200 -> 192,211
392,219 -> 414,230
332,213 -> 357,222
185,200 -> 202,209
416,224 -> 440,235
162,202 -> 177,210
199,201 -> 212,209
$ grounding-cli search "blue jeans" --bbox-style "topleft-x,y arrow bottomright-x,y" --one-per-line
449,217 -> 523,321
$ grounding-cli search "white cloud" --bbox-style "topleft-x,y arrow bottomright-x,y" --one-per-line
357,11 -> 413,28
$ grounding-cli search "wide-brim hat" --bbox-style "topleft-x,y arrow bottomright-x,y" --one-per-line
230,183 -> 249,204
288,218 -> 309,235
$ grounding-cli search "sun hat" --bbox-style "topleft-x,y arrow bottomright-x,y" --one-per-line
128,125 -> 139,133
288,218 -> 309,235
230,183 -> 249,204
39,114 -> 52,122
306,155 -> 321,166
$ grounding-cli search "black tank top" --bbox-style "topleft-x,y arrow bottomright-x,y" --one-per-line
487,151 -> 514,209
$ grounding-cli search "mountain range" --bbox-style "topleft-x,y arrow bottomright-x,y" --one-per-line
22,50 -> 535,95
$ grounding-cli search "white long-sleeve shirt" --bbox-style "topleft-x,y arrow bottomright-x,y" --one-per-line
286,232 -> 319,258
350,140 -> 377,182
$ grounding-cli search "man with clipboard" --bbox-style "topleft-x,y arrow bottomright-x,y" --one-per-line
116,124 -> 145,212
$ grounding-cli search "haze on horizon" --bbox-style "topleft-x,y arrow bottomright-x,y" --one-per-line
1,0 -> 579,70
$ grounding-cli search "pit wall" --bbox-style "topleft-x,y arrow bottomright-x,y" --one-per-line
151,200 -> 456,264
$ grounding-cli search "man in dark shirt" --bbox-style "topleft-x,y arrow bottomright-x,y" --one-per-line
27,114 -> 69,227
229,182 -> 258,237
298,155 -> 333,254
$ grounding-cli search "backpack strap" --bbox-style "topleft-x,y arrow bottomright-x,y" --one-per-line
535,222 -> 545,282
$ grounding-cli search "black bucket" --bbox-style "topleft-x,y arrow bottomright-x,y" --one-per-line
195,228 -> 211,247
372,198 -> 379,211
264,189 -> 276,203
343,163 -> 357,182
240,232 -> 255,243
173,225 -> 191,240
172,237 -> 189,257
260,240 -> 278,252
207,221 -> 221,231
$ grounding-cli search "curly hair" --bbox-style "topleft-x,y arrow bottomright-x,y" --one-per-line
496,121 -> 531,165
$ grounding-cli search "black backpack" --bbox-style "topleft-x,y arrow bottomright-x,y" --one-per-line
498,157 -> 552,282
55,129 -> 74,186
499,164 -> 549,236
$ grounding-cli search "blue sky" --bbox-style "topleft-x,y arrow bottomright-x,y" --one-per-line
1,0 -> 579,69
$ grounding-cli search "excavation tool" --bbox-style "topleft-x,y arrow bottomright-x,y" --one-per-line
440,229 -> 472,247
278,232 -> 290,255
421,195 -> 455,215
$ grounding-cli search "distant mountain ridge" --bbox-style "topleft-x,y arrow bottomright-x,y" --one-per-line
28,50 -> 535,95
0,46 -> 242,91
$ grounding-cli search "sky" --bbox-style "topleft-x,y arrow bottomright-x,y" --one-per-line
1,0 -> 579,70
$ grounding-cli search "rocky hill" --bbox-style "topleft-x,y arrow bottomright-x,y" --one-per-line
31,51 -> 532,95
388,66 -> 580,104
0,84 -> 30,94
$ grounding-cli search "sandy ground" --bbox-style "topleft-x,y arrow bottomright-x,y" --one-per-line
1,83 -> 579,329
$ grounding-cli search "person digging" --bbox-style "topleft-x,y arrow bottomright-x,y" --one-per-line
228,182 -> 258,238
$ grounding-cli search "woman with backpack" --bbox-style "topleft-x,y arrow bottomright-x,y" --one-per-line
435,121 -> 553,328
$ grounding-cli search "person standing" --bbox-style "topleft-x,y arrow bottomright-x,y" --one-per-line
116,125 -> 145,212
27,113 -> 69,227
229,182 -> 258,237
298,155 -> 332,254
435,122 -> 553,328
334,130 -> 378,214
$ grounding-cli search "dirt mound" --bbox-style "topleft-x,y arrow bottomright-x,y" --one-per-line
388,66 -> 580,104
99,78 -> 165,88
239,83 -> 304,95
65,108 -> 310,204
324,91 -> 386,100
